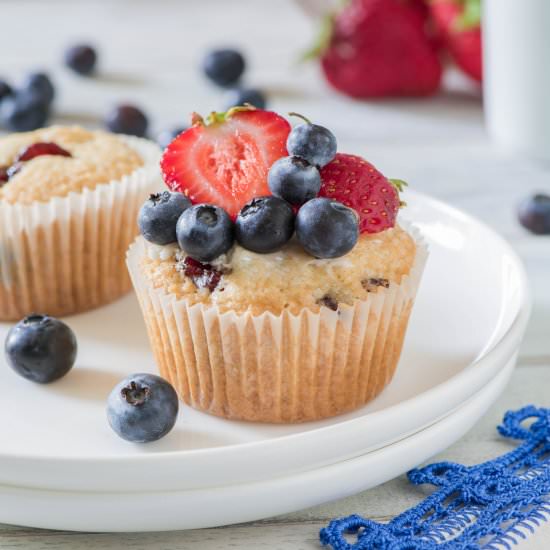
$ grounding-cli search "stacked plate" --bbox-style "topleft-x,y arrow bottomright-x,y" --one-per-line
0,192 -> 530,532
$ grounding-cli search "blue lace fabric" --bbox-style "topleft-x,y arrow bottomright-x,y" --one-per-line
320,406 -> 550,550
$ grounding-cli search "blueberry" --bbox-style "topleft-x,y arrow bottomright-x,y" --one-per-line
21,72 -> 55,105
107,373 -> 179,443
296,198 -> 358,258
0,93 -> 50,132
105,104 -> 148,137
268,156 -> 321,206
176,204 -> 234,262
225,88 -> 266,110
0,79 -> 13,102
138,191 -> 191,245
235,196 -> 294,254
156,126 -> 186,150
518,194 -> 550,235
5,314 -> 77,384
64,44 -> 97,76
203,49 -> 245,87
287,113 -> 337,168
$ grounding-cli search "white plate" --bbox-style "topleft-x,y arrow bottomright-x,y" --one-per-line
0,191 -> 530,494
0,356 -> 516,532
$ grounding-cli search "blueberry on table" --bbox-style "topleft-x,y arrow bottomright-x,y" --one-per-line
518,194 -> 550,235
296,197 -> 358,259
287,113 -> 337,168
138,191 -> 191,245
202,48 -> 246,87
0,79 -> 13,102
64,44 -> 97,76
107,373 -> 179,443
176,203 -> 234,263
0,92 -> 50,132
224,88 -> 266,110
156,126 -> 187,150
268,156 -> 321,206
235,196 -> 295,254
105,104 -> 148,137
21,72 -> 55,105
5,314 -> 77,383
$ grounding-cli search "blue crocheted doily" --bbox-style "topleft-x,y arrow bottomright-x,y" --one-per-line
321,406 -> 550,550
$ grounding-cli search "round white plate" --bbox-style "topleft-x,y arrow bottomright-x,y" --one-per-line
0,356 -> 515,532
0,191 -> 530,494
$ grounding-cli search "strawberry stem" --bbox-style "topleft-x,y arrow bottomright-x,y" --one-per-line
193,105 -> 257,127
301,12 -> 335,61
389,179 -> 408,193
288,112 -> 312,125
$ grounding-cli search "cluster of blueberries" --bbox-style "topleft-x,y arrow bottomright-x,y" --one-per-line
139,116 -> 360,263
4,313 -> 179,443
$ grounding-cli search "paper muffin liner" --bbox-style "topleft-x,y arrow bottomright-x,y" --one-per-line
127,224 -> 428,423
0,136 -> 162,321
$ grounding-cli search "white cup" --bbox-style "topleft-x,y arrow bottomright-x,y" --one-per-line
483,0 -> 550,160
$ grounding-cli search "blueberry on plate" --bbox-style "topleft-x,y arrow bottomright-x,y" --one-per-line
0,79 -> 13,103
287,113 -> 337,168
138,191 -> 191,245
156,126 -> 187,150
105,104 -> 148,137
176,203 -> 234,263
296,197 -> 358,259
107,373 -> 179,443
202,48 -> 245,87
5,314 -> 77,383
224,88 -> 266,110
518,193 -> 550,235
64,44 -> 98,76
268,156 -> 321,206
235,196 -> 294,254
21,72 -> 55,105
0,92 -> 50,132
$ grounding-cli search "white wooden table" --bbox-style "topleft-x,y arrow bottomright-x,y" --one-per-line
1,1 -> 549,548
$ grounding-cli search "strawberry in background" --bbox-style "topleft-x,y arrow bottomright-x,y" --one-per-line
305,0 -> 443,98
429,0 -> 482,83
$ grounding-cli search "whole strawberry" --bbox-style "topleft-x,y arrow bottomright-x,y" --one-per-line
319,153 -> 404,234
430,0 -> 482,83
314,0 -> 442,98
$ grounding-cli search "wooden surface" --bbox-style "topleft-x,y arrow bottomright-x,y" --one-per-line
1,0 -> 550,548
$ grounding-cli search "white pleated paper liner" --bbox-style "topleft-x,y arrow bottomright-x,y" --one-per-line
127,223 -> 429,423
0,136 -> 162,320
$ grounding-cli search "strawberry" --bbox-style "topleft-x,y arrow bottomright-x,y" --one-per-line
430,0 -> 482,83
319,153 -> 403,234
308,0 -> 442,98
161,108 -> 290,219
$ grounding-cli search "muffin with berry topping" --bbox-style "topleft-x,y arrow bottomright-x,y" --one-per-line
0,125 -> 161,320
127,107 -> 427,423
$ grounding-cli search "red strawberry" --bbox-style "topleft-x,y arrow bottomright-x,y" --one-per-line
319,153 -> 402,234
430,0 -> 482,83
314,0 -> 442,98
161,108 -> 290,219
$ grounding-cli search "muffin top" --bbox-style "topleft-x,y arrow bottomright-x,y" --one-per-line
0,126 -> 144,204
140,225 -> 416,315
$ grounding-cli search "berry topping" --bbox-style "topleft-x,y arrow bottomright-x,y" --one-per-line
64,44 -> 98,76
176,203 -> 234,263
235,196 -> 295,254
0,167 -> 9,184
224,88 -> 267,110
161,108 -> 290,219
105,104 -> 148,137
296,197 -> 358,259
156,126 -> 187,150
6,162 -> 23,179
518,194 -> 550,235
268,156 -> 321,206
5,314 -> 77,384
180,256 -> 223,292
362,277 -> 390,292
317,294 -> 339,311
21,72 -> 55,105
202,49 -> 246,87
0,79 -> 13,102
319,153 -> 402,234
138,191 -> 191,245
16,142 -> 72,162
0,92 -> 50,132
107,373 -> 179,443
286,112 -> 337,168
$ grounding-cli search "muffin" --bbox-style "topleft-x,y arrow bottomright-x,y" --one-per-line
0,125 -> 161,320
127,108 -> 428,423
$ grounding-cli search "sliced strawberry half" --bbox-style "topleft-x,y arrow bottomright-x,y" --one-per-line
161,108 -> 290,219
319,153 -> 403,234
